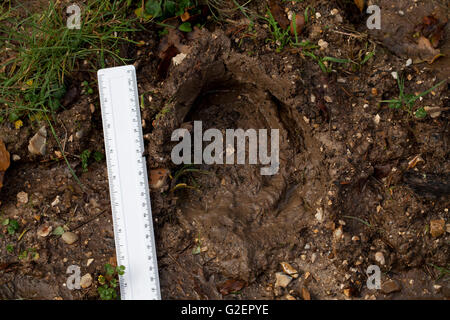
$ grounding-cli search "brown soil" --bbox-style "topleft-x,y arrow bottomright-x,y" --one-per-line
0,0 -> 449,300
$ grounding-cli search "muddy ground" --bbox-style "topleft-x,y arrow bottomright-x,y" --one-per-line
0,0 -> 449,300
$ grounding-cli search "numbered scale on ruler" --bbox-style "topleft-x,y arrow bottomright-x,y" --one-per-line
97,66 -> 160,300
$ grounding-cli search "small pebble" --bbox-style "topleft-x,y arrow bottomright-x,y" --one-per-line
28,126 -> 47,156
37,224 -> 52,237
374,114 -> 381,125
430,219 -> 445,237
330,8 -> 339,15
333,226 -> 343,241
51,196 -> 61,207
315,208 -> 324,223
280,262 -> 299,278
80,273 -> 93,289
406,58 -> 412,67
275,272 -> 292,288
285,294 -> 296,300
318,39 -> 328,50
172,53 -> 187,66
62,232 -> 79,245
375,252 -> 385,265
381,279 -> 401,294
17,191 -> 28,204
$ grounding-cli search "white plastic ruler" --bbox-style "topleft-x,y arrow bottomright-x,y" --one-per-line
97,65 -> 160,300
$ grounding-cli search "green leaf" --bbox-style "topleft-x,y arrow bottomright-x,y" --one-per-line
178,22 -> 192,33
2,218 -> 9,226
105,263 -> 115,276
80,149 -> 91,172
323,56 -> 351,64
8,112 -> 19,123
9,219 -> 19,231
388,101 -> 402,109
134,7 -> 153,20
318,60 -> 328,73
52,226 -> 65,236
110,279 -> 117,288
361,51 -> 375,65
117,265 -> 125,275
7,226 -> 16,235
414,107 -> 427,119
93,151 -> 104,162
6,244 -> 14,253
145,0 -> 162,18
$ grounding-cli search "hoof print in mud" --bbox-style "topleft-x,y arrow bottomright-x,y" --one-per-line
0,0 -> 449,301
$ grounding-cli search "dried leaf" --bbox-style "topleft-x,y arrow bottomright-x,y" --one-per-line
290,14 -> 305,36
416,15 -> 447,48
180,11 -> 190,22
416,36 -> 441,63
407,155 -> 425,170
149,168 -> 170,189
0,140 -> 10,190
218,279 -> 246,296
354,0 -> 365,12
302,287 -> 311,300
268,0 -> 289,30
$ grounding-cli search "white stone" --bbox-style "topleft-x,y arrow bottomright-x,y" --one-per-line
17,191 -> 28,204
318,39 -> 329,49
80,273 -> 93,288
315,208 -> 324,223
375,252 -> 385,265
374,114 -> 381,125
61,232 -> 78,245
172,53 -> 187,66
51,196 -> 61,207
28,126 -> 47,156
330,9 -> 339,16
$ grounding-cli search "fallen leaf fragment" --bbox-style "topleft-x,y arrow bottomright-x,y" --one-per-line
290,14 -> 305,36
407,155 -> 425,170
302,287 -> 311,300
0,140 -> 10,190
218,279 -> 246,295
354,0 -> 365,12
269,0 -> 289,30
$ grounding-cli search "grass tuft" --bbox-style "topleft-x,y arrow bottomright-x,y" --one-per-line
0,0 -> 139,122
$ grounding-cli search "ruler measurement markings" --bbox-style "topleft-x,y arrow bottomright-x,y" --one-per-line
98,66 -> 160,300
